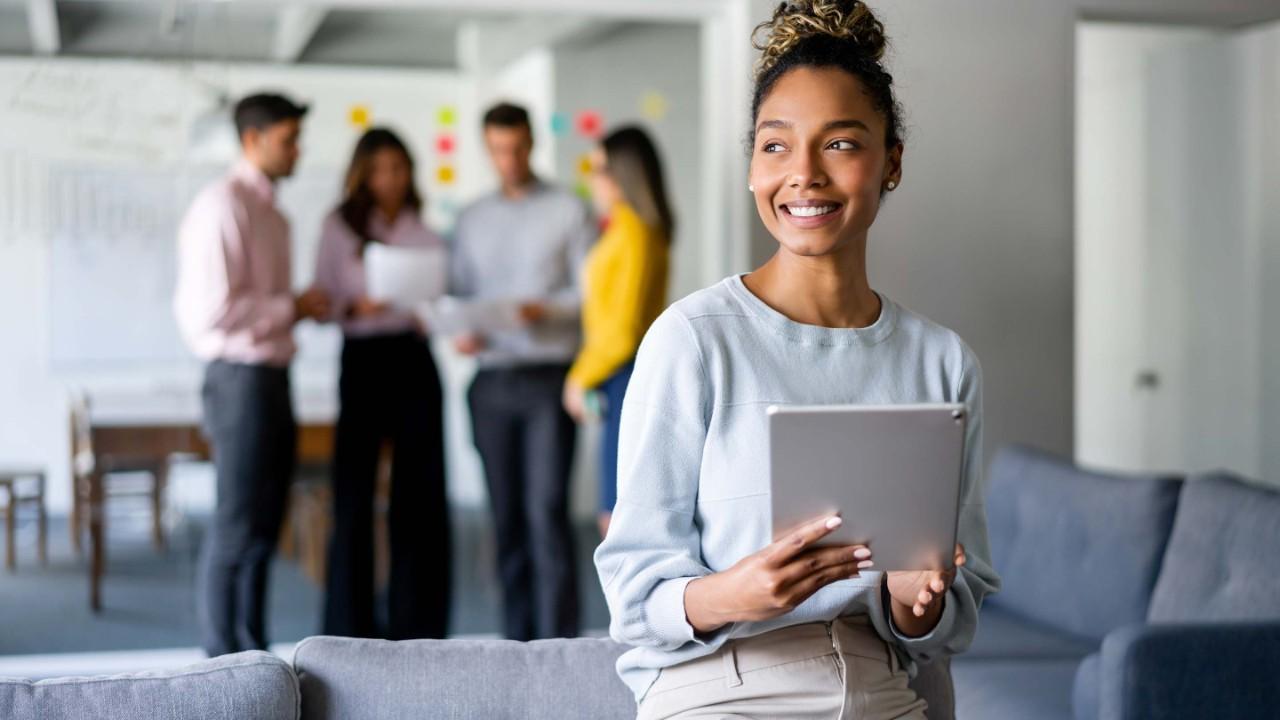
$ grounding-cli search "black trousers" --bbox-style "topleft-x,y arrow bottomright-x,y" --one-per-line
198,360 -> 296,657
323,333 -> 451,639
468,364 -> 579,640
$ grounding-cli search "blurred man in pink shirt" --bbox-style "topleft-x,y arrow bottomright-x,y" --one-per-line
174,93 -> 328,657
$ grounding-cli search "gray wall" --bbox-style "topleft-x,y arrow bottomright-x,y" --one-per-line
552,22 -> 704,302
749,0 -> 1077,463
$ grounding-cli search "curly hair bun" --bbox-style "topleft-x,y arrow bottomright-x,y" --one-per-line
752,0 -> 887,78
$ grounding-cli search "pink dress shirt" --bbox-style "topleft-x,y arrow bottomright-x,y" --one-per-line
173,160 -> 297,368
312,208 -> 443,338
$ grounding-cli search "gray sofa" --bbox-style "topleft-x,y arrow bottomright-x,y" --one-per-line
5,445 -> 1277,719
951,445 -> 1280,720
0,636 -> 948,719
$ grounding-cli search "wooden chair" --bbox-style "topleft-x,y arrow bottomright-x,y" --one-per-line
0,467 -> 47,571
69,391 -> 169,611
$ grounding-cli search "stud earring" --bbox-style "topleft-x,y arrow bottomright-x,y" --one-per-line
748,184 -> 755,192
886,180 -> 898,191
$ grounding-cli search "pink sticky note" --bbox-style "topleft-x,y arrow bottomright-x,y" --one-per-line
575,110 -> 603,139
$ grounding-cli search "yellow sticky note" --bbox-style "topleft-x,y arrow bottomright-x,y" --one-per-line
349,105 -> 371,128
577,154 -> 592,176
437,165 -> 456,185
437,106 -> 457,127
640,91 -> 668,121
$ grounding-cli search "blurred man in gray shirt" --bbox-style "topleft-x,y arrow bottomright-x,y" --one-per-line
449,102 -> 595,640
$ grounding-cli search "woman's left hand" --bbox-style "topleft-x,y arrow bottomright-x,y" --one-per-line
885,543 -> 966,635
562,379 -> 587,423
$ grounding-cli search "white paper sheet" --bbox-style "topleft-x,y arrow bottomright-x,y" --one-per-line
365,244 -> 448,307
417,296 -> 523,336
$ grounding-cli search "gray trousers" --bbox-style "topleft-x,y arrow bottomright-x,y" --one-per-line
467,364 -> 579,641
198,360 -> 295,657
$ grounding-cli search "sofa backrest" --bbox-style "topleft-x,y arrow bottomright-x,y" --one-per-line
295,636 -> 633,720
0,650 -> 298,720
294,635 -> 957,720
1148,472 -> 1280,622
985,445 -> 1182,640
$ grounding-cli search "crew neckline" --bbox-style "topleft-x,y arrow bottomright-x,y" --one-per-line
725,273 -> 897,347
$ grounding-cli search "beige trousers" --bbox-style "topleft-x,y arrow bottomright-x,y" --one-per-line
636,616 -> 928,720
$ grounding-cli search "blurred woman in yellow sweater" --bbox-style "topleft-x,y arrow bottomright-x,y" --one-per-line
563,126 -> 674,538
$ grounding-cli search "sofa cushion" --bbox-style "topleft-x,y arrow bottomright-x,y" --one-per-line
1071,652 -> 1101,720
985,445 -> 1182,639
294,636 -> 633,720
967,605 -> 1098,661
951,657 -> 1079,720
0,650 -> 298,720
1148,472 -> 1280,622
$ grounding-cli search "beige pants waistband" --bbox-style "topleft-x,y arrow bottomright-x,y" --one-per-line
657,616 -> 894,690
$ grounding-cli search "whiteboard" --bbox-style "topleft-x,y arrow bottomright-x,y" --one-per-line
0,58 -> 474,371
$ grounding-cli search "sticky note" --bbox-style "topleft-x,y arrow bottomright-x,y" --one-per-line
574,181 -> 591,201
577,153 -> 593,176
550,112 -> 570,136
575,110 -> 603,139
437,106 -> 457,127
641,91 -> 669,121
437,165 -> 456,185
436,134 -> 455,154
349,105 -> 371,128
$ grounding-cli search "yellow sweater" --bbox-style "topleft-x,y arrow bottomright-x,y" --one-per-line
568,202 -> 670,389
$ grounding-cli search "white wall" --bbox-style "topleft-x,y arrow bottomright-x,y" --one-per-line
749,0 -> 1077,465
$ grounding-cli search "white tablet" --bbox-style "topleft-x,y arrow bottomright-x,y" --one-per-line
768,403 -> 967,572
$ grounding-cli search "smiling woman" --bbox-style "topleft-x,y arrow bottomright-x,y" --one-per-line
593,2 -> 1000,718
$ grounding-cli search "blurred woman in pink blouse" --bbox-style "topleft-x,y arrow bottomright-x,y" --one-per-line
313,127 -> 450,639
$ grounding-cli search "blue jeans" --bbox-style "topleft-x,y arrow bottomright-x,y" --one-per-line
598,360 -> 635,514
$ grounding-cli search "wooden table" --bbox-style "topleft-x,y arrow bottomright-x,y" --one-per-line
83,420 -> 334,611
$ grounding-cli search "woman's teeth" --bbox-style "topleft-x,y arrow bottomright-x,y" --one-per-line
787,204 -> 838,217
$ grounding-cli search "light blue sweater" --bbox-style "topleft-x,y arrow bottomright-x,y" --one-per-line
593,274 -> 1001,702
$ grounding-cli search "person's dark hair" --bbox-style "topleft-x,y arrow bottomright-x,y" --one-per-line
749,0 -> 903,149
601,126 -> 676,244
337,127 -> 423,254
482,102 -> 532,133
233,93 -> 309,138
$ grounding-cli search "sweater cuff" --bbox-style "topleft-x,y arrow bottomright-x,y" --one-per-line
885,581 -> 958,655
646,576 -> 722,648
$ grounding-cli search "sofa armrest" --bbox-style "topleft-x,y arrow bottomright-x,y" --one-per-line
1095,621 -> 1280,720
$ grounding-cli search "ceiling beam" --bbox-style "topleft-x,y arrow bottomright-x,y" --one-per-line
26,0 -> 61,55
62,0 -> 729,23
457,15 -> 616,74
271,6 -> 329,63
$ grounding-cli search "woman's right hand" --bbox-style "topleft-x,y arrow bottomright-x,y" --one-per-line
684,515 -> 872,634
